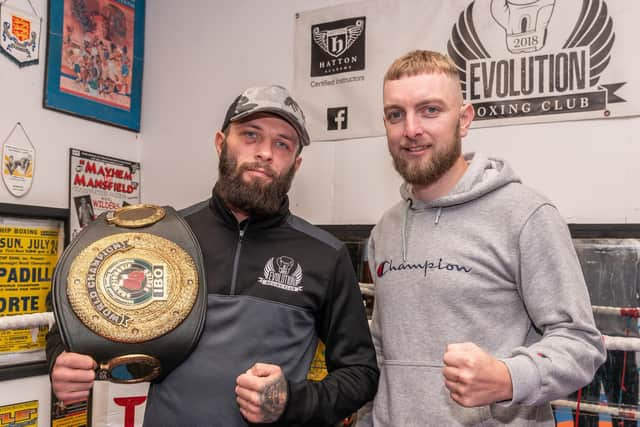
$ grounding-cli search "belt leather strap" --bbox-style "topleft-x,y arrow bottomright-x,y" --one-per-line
53,204 -> 207,382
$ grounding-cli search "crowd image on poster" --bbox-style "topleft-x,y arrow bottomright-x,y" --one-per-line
44,0 -> 145,131
60,0 -> 135,111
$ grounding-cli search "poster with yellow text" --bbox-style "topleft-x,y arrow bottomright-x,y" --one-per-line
0,216 -> 64,367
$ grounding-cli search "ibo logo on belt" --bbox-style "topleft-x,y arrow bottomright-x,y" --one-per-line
103,258 -> 166,306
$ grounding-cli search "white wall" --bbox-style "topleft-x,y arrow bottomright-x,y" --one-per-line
139,0 -> 354,219
140,0 -> 640,225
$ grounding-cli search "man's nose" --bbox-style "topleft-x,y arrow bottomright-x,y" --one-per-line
255,140 -> 274,161
403,112 -> 423,139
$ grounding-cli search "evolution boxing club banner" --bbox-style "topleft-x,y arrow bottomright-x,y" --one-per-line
293,0 -> 640,141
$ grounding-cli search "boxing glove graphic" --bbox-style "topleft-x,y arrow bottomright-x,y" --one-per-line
491,0 -> 556,53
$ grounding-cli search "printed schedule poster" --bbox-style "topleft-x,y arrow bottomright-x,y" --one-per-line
0,217 -> 64,366
69,148 -> 141,240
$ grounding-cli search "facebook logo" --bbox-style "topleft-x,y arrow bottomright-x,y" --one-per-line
327,107 -> 348,130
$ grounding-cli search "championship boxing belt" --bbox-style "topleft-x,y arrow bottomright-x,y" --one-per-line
52,204 -> 206,383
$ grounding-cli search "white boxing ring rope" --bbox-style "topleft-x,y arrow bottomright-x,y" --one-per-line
1,304 -> 636,333
359,282 -> 375,297
0,311 -> 55,331
550,399 -> 640,420
592,305 -> 640,318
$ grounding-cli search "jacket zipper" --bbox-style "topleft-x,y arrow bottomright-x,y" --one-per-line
230,223 -> 248,295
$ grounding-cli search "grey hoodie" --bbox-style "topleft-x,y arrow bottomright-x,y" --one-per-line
361,153 -> 605,426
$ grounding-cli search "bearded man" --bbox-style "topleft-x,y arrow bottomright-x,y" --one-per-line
357,50 -> 605,427
47,85 -> 379,427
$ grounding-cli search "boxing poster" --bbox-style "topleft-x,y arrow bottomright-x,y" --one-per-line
69,149 -> 140,240
0,400 -> 39,426
0,216 -> 64,367
293,0 -> 640,141
43,0 -> 145,131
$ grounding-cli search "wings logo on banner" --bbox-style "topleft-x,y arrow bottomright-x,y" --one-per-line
448,0 -> 624,124
294,0 -> 640,141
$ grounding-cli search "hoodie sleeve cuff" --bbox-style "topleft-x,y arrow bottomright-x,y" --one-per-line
500,355 -> 541,406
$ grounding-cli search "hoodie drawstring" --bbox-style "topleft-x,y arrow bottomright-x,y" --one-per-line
402,202 -> 443,261
402,200 -> 410,262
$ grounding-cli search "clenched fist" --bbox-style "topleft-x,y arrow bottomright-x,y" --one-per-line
51,351 -> 97,404
236,363 -> 288,423
442,342 -> 513,407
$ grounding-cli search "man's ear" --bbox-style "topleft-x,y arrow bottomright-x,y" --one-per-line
458,103 -> 475,138
214,130 -> 225,156
293,155 -> 302,173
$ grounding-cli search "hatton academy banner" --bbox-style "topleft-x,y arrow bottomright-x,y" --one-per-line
293,0 -> 640,141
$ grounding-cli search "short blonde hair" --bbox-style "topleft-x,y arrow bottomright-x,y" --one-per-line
384,50 -> 459,82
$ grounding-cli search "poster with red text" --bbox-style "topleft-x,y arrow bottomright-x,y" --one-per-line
69,148 -> 140,240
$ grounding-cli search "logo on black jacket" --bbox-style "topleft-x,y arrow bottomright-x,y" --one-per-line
447,0 -> 625,121
258,256 -> 303,292
311,17 -> 366,77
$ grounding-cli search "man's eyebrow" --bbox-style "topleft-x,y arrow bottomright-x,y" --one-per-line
237,122 -> 298,142
384,97 -> 448,110
416,98 -> 446,108
383,103 -> 403,111
277,133 -> 296,141
237,123 -> 262,131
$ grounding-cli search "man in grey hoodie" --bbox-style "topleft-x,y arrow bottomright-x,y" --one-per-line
358,50 -> 606,426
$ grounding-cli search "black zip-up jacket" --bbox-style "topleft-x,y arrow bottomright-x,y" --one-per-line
45,192 -> 378,426
144,193 -> 379,426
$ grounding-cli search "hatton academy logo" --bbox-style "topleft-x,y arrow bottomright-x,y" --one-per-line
447,0 -> 625,121
311,17 -> 366,77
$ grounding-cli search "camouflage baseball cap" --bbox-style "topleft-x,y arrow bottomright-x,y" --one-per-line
221,85 -> 310,147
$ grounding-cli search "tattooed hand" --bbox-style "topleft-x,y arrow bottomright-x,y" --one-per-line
236,363 -> 288,423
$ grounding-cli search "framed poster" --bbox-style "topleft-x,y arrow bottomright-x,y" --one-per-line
69,148 -> 140,240
0,203 -> 67,380
43,0 -> 145,131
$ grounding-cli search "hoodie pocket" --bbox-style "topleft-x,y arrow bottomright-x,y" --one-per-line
374,359 -> 492,427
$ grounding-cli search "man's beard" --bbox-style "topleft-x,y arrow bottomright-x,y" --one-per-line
214,142 -> 296,218
391,127 -> 461,187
